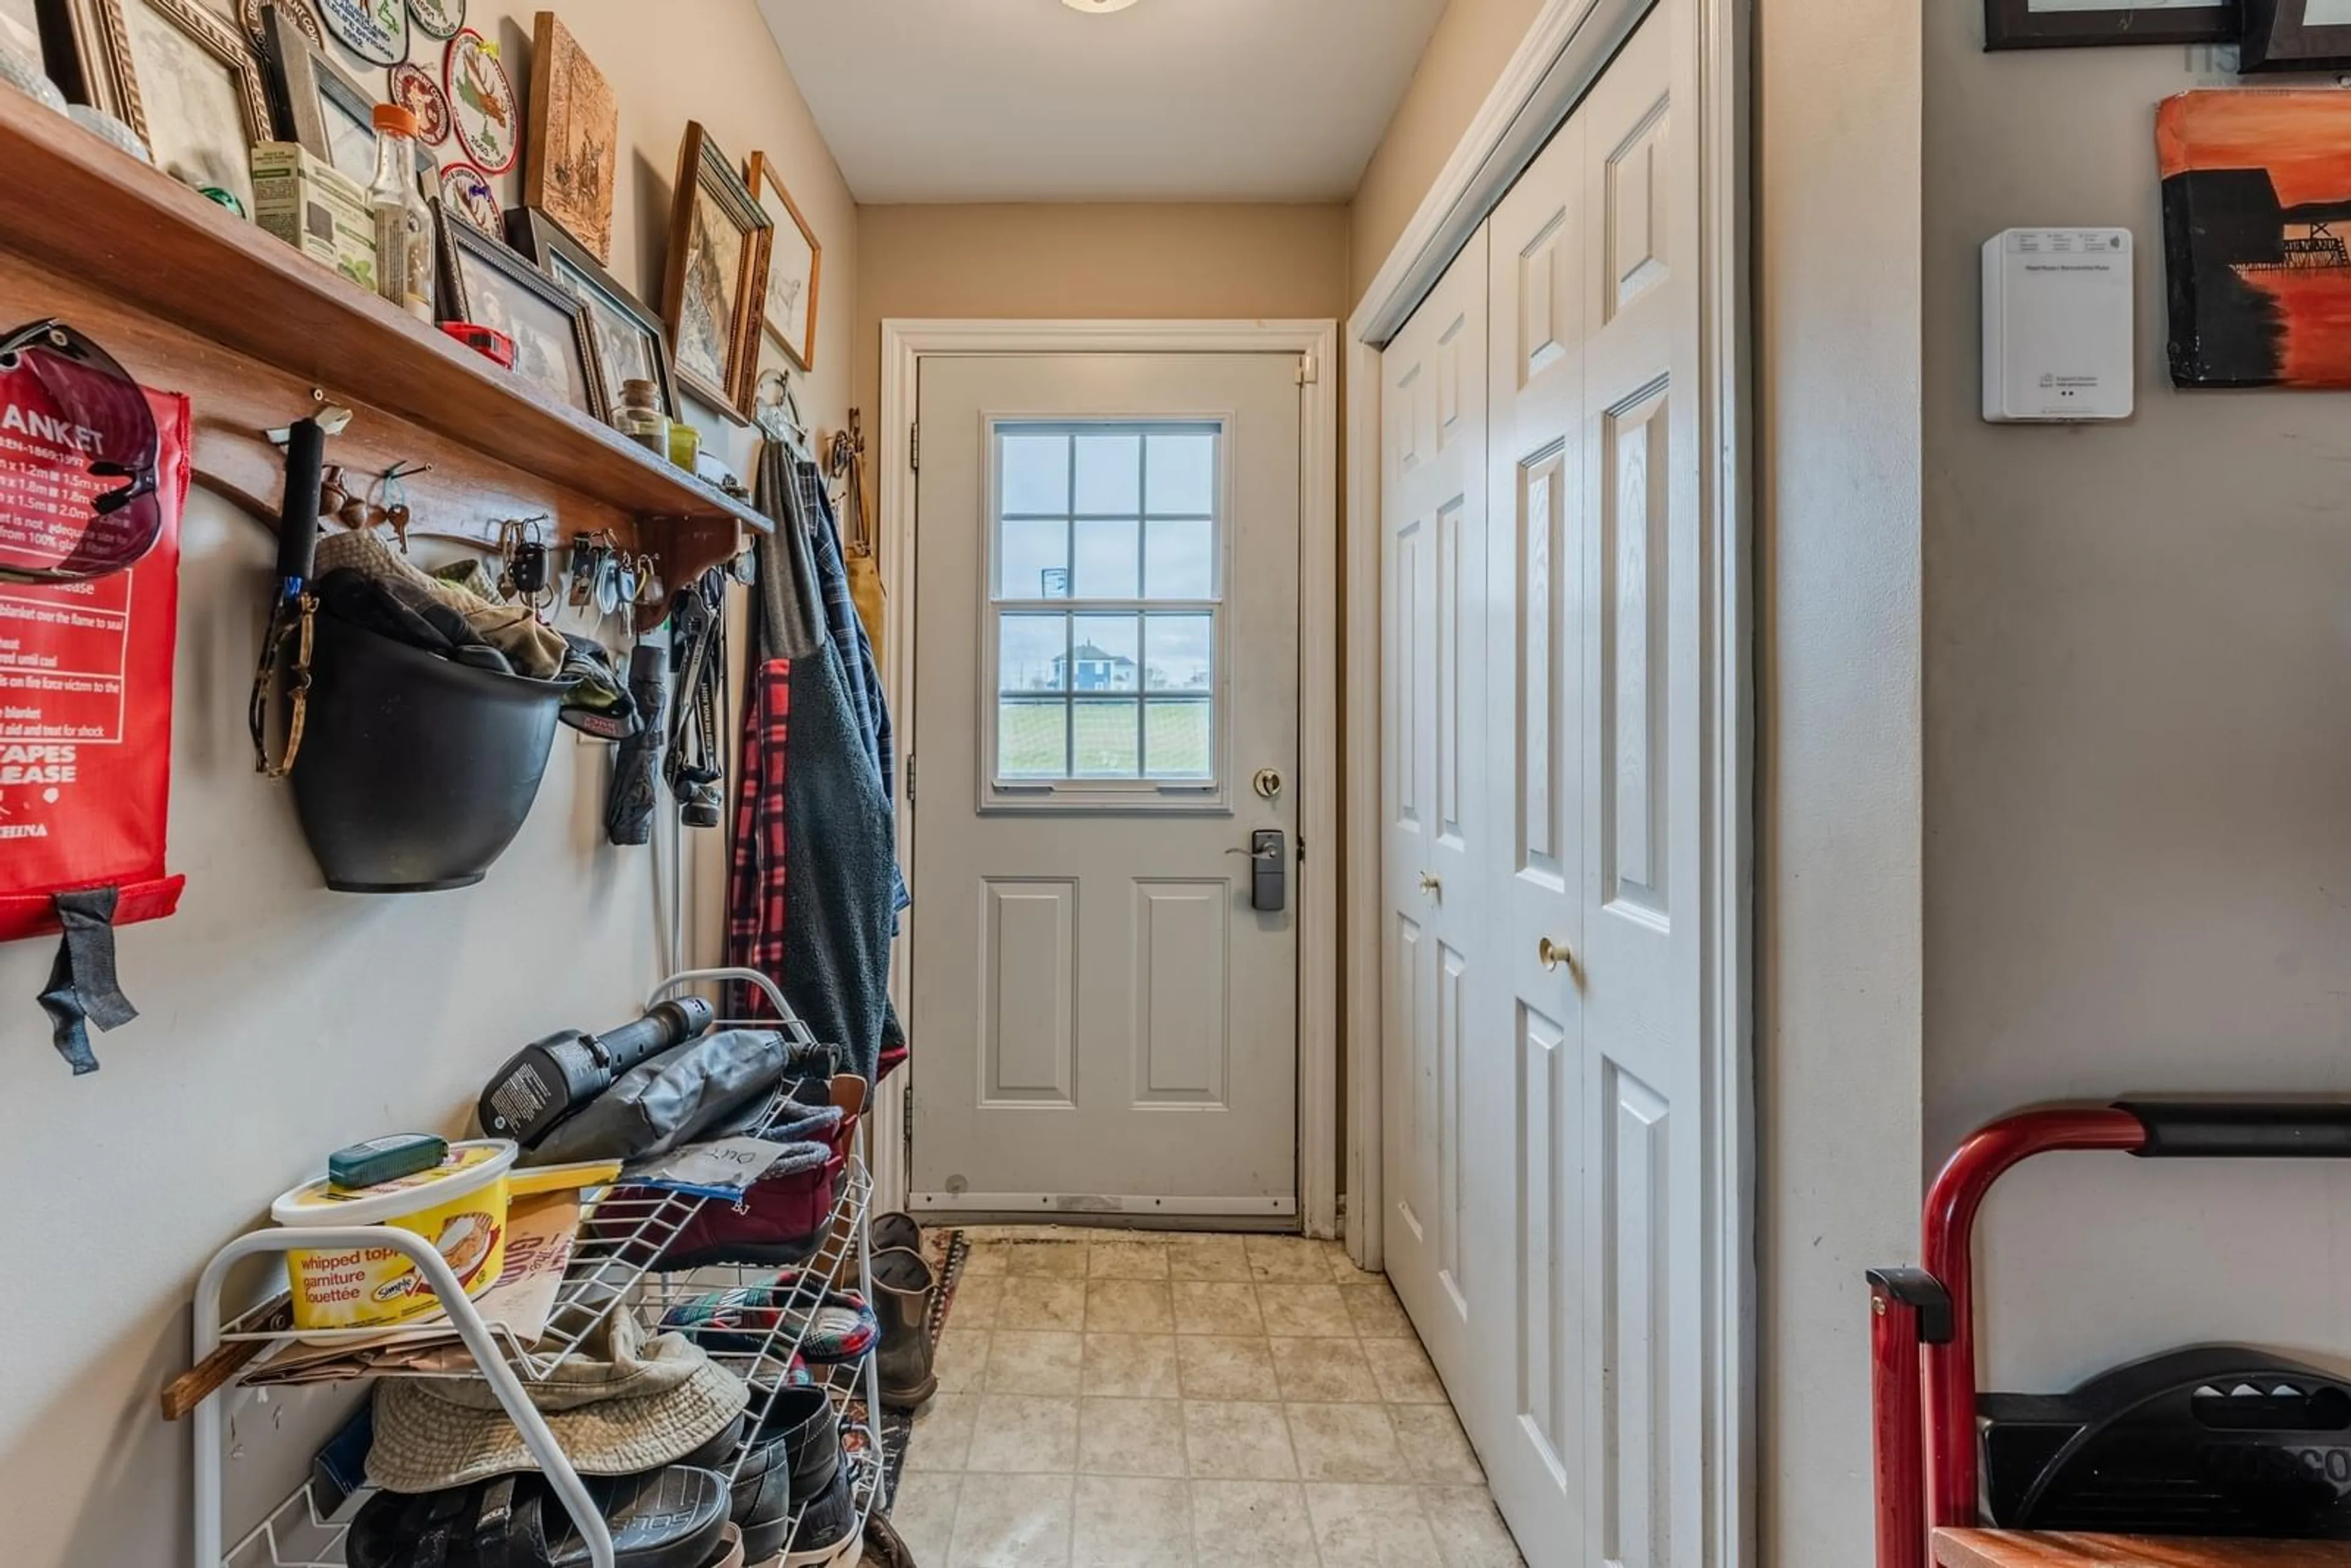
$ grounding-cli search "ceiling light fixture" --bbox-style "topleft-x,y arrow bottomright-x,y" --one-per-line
1063,0 -> 1141,12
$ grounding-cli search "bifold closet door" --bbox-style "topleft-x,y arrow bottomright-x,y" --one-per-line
1379,228 -> 1490,1405
1476,6 -> 1707,1565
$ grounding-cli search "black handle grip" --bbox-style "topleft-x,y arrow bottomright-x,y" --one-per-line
587,996 -> 714,1076
276,418 -> 326,587
2117,1100 -> 2351,1159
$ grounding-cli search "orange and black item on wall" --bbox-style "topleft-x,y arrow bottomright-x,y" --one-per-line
0,323 -> 190,1073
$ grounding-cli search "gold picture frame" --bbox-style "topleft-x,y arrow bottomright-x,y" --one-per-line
522,11 -> 618,264
662,120 -> 772,417
746,149 -> 820,375
55,0 -> 272,213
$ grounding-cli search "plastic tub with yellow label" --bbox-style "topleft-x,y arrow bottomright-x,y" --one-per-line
270,1139 -> 520,1332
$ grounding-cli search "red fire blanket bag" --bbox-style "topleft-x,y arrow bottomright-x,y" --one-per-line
0,319 -> 190,1074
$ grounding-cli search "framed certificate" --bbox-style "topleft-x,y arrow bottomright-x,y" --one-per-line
1985,0 -> 2240,48
2241,0 -> 2351,68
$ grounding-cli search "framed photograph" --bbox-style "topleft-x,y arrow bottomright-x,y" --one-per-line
662,121 -> 772,415
2241,0 -> 2351,66
1985,0 -> 2239,47
56,0 -> 272,212
260,2 -> 377,184
437,203 -> 606,421
233,0 -> 318,51
746,149 -> 820,374
1,0 -> 49,70
508,206 -> 680,422
523,11 -> 618,264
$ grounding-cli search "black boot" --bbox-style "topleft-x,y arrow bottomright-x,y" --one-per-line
872,1247 -> 938,1411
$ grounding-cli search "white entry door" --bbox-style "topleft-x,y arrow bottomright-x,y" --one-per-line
1383,6 -> 1704,1563
910,353 -> 1304,1217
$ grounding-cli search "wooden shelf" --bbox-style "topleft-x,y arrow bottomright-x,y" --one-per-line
1937,1531 -> 2351,1567
0,90 -> 767,552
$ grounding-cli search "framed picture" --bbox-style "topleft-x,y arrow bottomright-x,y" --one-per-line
662,121 -> 772,415
523,11 -> 618,264
55,0 -> 272,212
507,206 -> 680,422
260,2 -> 378,185
2158,90 -> 2351,388
2241,0 -> 2351,66
437,203 -> 606,421
233,0 -> 318,52
1984,0 -> 2238,47
746,149 -> 820,374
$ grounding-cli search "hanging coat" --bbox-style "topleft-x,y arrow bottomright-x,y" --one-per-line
725,444 -> 904,1082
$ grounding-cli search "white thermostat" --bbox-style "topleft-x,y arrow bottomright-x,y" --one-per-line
1982,227 -> 2134,423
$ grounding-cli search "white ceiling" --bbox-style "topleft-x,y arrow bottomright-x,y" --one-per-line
757,0 -> 1450,204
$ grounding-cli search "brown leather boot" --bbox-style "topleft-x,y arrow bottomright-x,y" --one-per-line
871,1246 -> 939,1411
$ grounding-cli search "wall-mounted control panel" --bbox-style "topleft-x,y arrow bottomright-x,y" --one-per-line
1982,227 -> 2135,423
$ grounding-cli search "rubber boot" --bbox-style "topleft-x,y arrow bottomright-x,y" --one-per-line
872,1246 -> 939,1411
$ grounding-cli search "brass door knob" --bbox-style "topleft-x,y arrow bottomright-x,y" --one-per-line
1419,872 -> 1441,899
1539,937 -> 1574,973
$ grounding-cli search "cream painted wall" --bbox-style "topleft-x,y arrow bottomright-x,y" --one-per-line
1757,0 -> 1924,1561
1348,0 -> 1548,312
0,6 -> 852,1564
853,202 -> 1351,418
1922,30 -> 2351,1400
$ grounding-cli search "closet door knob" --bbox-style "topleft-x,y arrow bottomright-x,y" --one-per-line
1419,872 -> 1442,899
1539,937 -> 1574,973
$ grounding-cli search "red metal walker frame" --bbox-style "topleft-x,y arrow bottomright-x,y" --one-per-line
1868,1100 -> 2351,1568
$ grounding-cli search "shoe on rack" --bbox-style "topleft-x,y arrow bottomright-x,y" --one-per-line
729,1381 -> 844,1566
871,1247 -> 938,1412
347,1464 -> 732,1568
858,1507 -> 915,1568
781,1465 -> 861,1567
703,1523 -> 745,1568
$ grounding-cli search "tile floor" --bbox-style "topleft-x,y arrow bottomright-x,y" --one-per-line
890,1228 -> 1528,1567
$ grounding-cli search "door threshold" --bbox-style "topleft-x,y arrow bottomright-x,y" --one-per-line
912,1211 -> 1301,1235
909,1192 -> 1298,1223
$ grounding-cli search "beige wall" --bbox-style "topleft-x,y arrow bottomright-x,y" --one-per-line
0,6 -> 852,1564
1758,0 -> 1925,1560
1922,32 -> 2351,1393
1348,0 -> 1548,310
854,202 -> 1351,417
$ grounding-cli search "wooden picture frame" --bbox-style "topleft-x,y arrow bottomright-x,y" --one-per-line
260,2 -> 382,187
54,0 -> 271,208
506,206 -> 680,423
745,149 -> 820,375
662,121 -> 771,416
436,203 -> 607,422
2241,0 -> 2351,67
522,10 -> 618,264
1984,0 -> 2240,47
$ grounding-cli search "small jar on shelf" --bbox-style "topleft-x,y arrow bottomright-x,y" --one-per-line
615,378 -> 670,457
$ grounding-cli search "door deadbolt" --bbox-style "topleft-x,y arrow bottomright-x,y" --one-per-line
1253,768 -> 1284,800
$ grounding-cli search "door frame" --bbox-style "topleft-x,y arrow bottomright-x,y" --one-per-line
877,318 -> 1343,1236
1343,0 -> 1752,1562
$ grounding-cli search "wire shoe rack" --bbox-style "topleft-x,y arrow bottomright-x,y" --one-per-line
191,970 -> 885,1568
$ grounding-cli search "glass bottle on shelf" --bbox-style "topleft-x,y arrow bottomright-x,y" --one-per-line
616,378 -> 671,456
367,104 -> 436,324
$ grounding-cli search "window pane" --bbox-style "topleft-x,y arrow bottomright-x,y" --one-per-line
1000,613 -> 1069,694
1144,700 -> 1213,779
1070,614 -> 1140,692
1072,700 -> 1142,778
1144,518 -> 1214,599
999,699 -> 1068,779
1147,431 -> 1215,514
1000,518 -> 1069,599
1074,432 -> 1141,514
1001,433 -> 1068,514
1144,615 -> 1213,693
1073,519 -> 1140,598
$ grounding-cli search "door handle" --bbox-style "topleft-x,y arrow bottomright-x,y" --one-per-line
1419,872 -> 1442,900
1228,830 -> 1288,912
1539,937 -> 1575,974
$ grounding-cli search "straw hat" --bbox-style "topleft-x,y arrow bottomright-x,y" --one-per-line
367,1309 -> 749,1494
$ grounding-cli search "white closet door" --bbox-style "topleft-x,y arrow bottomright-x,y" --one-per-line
1472,70 -> 1591,1566
1379,228 -> 1490,1399
1569,10 -> 1706,1566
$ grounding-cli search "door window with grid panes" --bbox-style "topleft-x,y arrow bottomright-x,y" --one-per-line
988,422 -> 1223,801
